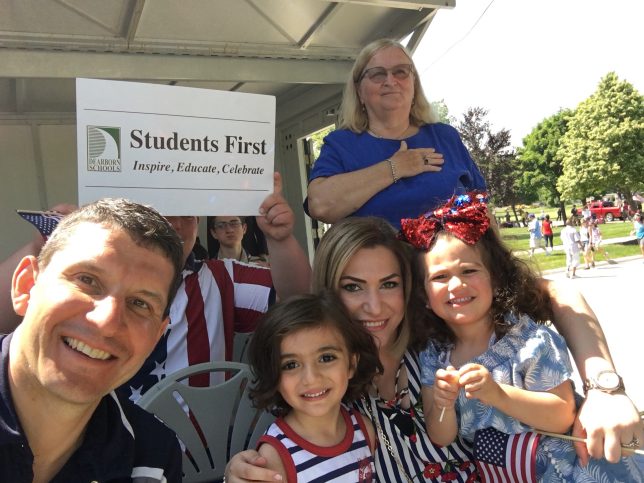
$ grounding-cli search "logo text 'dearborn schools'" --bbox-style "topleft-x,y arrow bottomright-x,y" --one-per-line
87,126 -> 121,172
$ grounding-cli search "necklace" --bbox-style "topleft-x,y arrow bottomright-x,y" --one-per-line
363,357 -> 415,483
367,123 -> 411,140
372,357 -> 409,406
362,396 -> 415,483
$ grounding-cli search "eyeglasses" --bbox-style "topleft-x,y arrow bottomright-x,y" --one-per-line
359,64 -> 414,84
213,220 -> 243,230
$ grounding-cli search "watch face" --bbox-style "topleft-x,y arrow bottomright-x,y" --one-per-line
597,371 -> 620,389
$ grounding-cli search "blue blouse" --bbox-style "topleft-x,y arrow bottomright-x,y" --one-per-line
307,123 -> 486,229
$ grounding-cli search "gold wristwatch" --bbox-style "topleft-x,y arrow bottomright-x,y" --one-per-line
583,370 -> 625,395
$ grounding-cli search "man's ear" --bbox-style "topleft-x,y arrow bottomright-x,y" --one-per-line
209,228 -> 219,242
12,256 -> 39,317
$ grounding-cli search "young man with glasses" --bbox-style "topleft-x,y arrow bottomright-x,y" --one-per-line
208,216 -> 269,265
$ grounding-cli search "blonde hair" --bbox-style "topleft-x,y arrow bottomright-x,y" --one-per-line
339,38 -> 437,133
312,217 -> 412,356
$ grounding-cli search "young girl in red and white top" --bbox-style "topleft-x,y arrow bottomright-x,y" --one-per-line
248,292 -> 381,483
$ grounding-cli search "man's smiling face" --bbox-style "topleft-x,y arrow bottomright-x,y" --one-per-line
11,222 -> 173,406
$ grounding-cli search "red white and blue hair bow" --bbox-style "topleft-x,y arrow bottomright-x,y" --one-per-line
400,192 -> 490,249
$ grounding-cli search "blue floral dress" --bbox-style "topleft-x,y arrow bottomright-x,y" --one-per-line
419,313 -> 643,482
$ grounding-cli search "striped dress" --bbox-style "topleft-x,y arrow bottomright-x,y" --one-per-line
353,351 -> 477,482
258,406 -> 375,482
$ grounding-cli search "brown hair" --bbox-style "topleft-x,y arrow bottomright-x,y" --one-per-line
248,291 -> 382,416
416,226 -> 553,347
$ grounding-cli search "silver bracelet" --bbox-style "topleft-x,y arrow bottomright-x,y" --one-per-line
386,158 -> 399,183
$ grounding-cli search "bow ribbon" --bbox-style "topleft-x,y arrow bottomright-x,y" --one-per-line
400,192 -> 490,249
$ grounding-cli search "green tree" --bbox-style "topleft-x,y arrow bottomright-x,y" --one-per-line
309,124 -> 335,161
431,99 -> 453,124
456,107 -> 518,207
516,109 -> 573,218
557,72 -> 644,202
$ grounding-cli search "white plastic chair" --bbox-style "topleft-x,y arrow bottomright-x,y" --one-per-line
233,332 -> 253,363
138,361 -> 274,483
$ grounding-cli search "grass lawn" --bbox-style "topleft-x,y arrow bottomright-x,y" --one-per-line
498,220 -> 640,271
498,220 -> 634,252
518,242 -> 641,272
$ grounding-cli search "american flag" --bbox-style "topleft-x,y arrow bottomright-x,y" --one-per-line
473,427 -> 540,483
16,210 -> 63,239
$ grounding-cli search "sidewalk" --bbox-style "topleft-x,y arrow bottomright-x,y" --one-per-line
542,254 -> 642,276
515,235 -> 636,257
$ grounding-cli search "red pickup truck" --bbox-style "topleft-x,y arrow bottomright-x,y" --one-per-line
587,200 -> 630,222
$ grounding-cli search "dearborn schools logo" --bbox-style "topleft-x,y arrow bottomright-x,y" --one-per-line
87,126 -> 121,172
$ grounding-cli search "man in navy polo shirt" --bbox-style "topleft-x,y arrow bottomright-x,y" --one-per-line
0,198 -> 183,482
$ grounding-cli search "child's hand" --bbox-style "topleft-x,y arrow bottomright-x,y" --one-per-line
458,363 -> 500,405
434,365 -> 460,409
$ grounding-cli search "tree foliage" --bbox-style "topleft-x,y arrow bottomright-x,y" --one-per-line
456,107 -> 518,206
309,124 -> 335,161
557,72 -> 644,200
516,109 -> 572,206
431,99 -> 453,125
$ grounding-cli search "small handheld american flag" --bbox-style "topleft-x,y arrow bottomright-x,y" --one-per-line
473,427 -> 540,483
16,210 -> 64,240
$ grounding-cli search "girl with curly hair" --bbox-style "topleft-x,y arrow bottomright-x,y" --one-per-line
401,193 -> 642,482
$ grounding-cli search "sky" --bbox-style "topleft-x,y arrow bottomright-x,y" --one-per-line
413,0 -> 644,148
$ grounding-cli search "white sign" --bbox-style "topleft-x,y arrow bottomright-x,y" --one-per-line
76,78 -> 275,215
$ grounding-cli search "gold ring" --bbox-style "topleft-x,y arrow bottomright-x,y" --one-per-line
423,156 -> 429,165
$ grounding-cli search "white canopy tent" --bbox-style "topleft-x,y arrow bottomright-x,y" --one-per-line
0,0 -> 453,259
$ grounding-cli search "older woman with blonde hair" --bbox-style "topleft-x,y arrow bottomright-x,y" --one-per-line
306,38 -> 485,228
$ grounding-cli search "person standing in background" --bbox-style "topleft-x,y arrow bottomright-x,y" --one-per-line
630,213 -> 644,260
560,218 -> 582,278
542,214 -> 554,254
579,219 -> 594,269
208,215 -> 269,266
590,220 -> 610,262
570,205 -> 579,225
527,213 -> 546,257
